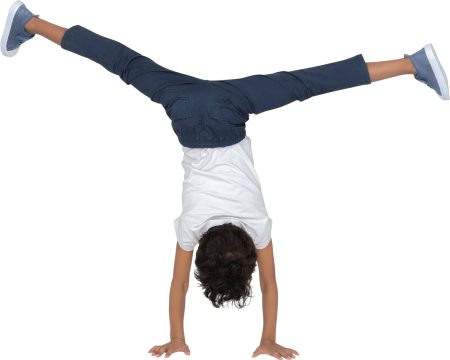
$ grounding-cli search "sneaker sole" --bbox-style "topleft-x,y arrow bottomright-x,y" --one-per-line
424,43 -> 449,100
1,0 -> 25,57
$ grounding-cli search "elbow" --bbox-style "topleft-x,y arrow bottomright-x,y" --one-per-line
171,279 -> 189,294
260,280 -> 278,294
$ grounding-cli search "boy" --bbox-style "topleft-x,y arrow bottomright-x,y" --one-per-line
2,2 -> 448,359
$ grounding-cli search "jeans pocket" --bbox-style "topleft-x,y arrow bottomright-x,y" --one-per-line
165,96 -> 193,120
207,96 -> 247,126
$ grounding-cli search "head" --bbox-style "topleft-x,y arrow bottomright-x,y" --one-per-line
194,223 -> 257,309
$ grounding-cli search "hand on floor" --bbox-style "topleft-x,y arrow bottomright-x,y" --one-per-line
252,340 -> 299,359
148,338 -> 190,358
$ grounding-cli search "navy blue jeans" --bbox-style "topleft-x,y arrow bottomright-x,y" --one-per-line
61,25 -> 372,148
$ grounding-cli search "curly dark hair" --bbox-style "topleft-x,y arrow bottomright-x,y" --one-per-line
194,223 -> 258,309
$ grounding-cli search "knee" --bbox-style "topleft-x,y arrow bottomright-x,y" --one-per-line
116,52 -> 150,84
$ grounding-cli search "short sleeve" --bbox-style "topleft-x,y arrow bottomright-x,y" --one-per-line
174,217 -> 197,252
240,216 -> 273,250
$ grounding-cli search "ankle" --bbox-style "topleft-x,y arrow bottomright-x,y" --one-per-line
404,58 -> 417,75
24,16 -> 39,34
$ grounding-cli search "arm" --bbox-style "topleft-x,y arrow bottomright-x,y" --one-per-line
256,240 -> 278,343
252,240 -> 299,359
169,242 -> 193,340
149,242 -> 193,358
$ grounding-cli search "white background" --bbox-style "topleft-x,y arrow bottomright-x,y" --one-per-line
1,0 -> 449,359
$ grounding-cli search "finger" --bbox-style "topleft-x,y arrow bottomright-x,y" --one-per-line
252,349 -> 262,357
287,348 -> 300,355
157,348 -> 166,357
149,346 -> 160,354
272,352 -> 282,360
283,351 -> 295,359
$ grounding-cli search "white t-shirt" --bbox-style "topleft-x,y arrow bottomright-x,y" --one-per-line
174,136 -> 272,251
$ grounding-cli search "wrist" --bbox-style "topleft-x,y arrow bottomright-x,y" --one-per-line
260,338 -> 276,345
171,337 -> 185,342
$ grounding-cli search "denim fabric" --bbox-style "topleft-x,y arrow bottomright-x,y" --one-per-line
61,25 -> 371,148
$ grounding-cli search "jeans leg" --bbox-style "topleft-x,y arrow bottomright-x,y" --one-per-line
212,54 -> 372,115
60,25 -> 204,103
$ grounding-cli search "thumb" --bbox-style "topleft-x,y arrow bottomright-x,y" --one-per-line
252,349 -> 262,358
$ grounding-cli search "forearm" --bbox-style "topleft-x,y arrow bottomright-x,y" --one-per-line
169,280 -> 188,340
260,282 -> 278,343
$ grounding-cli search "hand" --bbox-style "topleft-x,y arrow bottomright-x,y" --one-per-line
148,338 -> 191,358
252,340 -> 299,360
